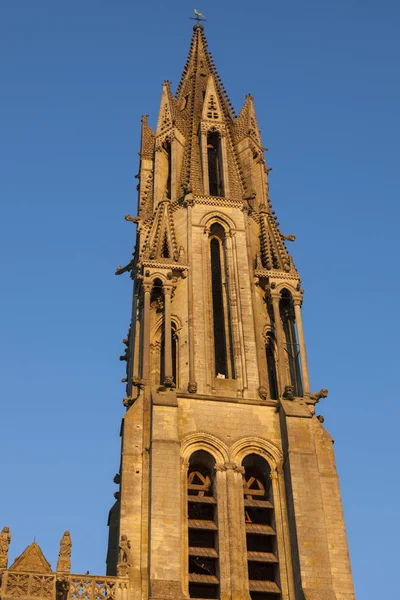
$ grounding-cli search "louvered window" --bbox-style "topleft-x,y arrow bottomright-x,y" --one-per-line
242,454 -> 281,600
188,451 -> 219,599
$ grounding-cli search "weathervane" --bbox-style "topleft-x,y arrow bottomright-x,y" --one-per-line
190,9 -> 207,23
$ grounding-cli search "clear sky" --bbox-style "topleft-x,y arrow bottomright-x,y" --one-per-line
0,1 -> 399,597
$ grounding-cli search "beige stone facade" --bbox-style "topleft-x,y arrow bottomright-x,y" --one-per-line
0,23 -> 355,600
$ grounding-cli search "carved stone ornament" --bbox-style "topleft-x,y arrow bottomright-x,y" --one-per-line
56,576 -> 69,600
0,526 -> 11,570
280,233 -> 296,242
258,386 -> 269,401
124,214 -> 141,224
282,385 -> 295,401
56,531 -> 71,573
164,375 -> 176,388
117,535 -> 131,576
131,376 -> 145,389
123,396 -> 135,408
187,381 -> 198,394
307,388 -> 329,403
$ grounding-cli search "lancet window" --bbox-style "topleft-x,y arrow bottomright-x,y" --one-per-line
187,450 -> 219,599
265,332 -> 278,400
242,454 -> 281,600
163,140 -> 172,199
207,131 -> 224,197
209,223 -> 235,379
279,290 -> 303,397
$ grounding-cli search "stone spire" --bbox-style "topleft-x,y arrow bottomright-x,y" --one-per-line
173,24 -> 243,197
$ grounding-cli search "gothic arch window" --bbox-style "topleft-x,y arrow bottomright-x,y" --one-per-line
209,223 -> 235,379
279,289 -> 303,397
187,450 -> 219,599
162,140 -> 172,199
265,331 -> 278,400
207,131 -> 224,197
242,454 -> 281,600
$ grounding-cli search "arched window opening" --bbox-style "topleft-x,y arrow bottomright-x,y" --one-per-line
210,224 -> 235,379
207,132 -> 224,197
160,322 -> 178,387
150,279 -> 163,312
187,451 -> 219,599
161,232 -> 170,258
162,141 -> 172,199
279,290 -> 303,397
265,332 -> 278,400
242,454 -> 281,600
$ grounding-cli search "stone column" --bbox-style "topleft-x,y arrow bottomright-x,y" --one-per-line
293,298 -> 310,394
271,292 -> 286,392
162,282 -> 174,387
214,464 -> 231,600
186,198 -> 197,393
224,232 -> 242,387
225,462 -> 248,599
180,459 -> 190,596
142,282 -> 152,381
219,131 -> 231,198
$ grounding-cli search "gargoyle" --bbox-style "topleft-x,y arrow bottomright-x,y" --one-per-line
280,233 -> 296,242
132,376 -> 145,389
125,215 -> 141,224
243,191 -> 256,202
306,388 -> 328,403
115,260 -> 134,275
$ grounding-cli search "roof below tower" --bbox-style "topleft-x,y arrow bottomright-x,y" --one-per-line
8,541 -> 52,573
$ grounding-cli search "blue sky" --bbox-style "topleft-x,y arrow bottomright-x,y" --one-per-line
0,1 -> 399,596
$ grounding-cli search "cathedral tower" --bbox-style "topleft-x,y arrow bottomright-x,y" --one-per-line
109,23 -> 355,600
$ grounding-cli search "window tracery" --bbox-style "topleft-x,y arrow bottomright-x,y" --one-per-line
206,95 -> 219,120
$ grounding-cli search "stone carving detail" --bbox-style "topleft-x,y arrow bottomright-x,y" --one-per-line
0,526 -> 11,570
132,376 -> 145,389
6,573 -> 30,597
187,381 -> 198,394
307,388 -> 329,403
68,576 -> 117,599
56,576 -> 69,600
282,385 -> 295,400
31,575 -> 54,598
258,386 -> 269,401
117,535 -> 131,577
56,531 -> 72,573
164,375 -> 175,388
280,233 -> 296,242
